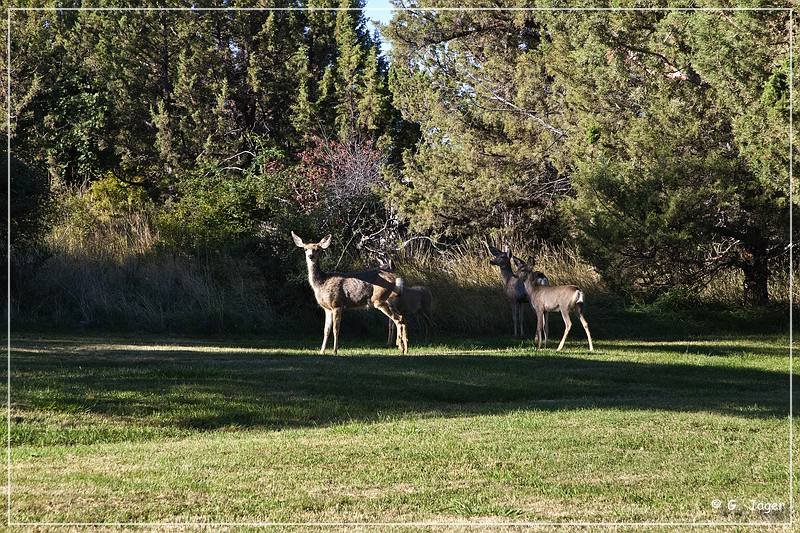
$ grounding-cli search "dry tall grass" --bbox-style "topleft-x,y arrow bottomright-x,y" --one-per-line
393,236 -> 609,335
13,205 -> 281,333
12,204 -> 796,336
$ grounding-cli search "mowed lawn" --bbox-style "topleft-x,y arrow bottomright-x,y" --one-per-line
3,333 -> 795,525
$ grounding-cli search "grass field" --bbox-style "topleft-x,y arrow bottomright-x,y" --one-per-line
3,332 -> 795,526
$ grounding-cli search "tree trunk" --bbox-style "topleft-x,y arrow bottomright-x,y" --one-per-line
742,243 -> 770,306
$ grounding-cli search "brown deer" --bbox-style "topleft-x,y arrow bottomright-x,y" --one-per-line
387,285 -> 433,346
513,257 -> 594,352
487,243 -> 549,339
292,232 -> 408,355
511,255 -> 551,346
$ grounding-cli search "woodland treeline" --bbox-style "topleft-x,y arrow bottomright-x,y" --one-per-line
5,2 -> 794,332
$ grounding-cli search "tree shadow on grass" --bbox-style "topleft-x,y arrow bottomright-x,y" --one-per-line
8,338 -> 793,444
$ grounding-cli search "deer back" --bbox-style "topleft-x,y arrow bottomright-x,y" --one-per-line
397,285 -> 432,315
315,268 -> 400,310
525,280 -> 582,312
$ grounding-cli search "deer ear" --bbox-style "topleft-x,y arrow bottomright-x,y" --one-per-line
318,234 -> 333,249
291,231 -> 305,248
512,256 -> 525,269
486,242 -> 501,256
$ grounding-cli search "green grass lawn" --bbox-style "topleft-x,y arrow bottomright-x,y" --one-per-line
3,334 -> 795,526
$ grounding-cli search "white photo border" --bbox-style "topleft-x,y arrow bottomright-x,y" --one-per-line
4,4 -> 795,528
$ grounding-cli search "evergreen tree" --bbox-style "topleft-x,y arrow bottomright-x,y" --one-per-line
333,0 -> 367,140
384,9 -> 568,239
547,10 -> 790,304
385,7 -> 790,304
290,44 -> 316,139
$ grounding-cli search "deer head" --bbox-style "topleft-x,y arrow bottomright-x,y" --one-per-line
512,256 -> 530,277
487,242 -> 513,267
292,231 -> 332,262
513,256 -> 549,286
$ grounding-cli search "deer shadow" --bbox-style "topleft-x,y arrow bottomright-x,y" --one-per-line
9,337 -> 792,443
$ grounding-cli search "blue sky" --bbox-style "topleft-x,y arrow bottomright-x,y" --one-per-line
364,0 -> 396,54
363,0 -> 396,27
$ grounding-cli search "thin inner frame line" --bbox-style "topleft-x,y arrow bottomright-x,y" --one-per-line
4,5 -> 794,528
7,6 -> 794,11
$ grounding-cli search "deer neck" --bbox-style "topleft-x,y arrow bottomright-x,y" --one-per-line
497,264 -> 516,286
305,256 -> 327,289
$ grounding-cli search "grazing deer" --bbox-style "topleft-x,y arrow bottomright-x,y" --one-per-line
387,285 -> 433,346
292,232 -> 408,355
487,243 -> 549,339
513,258 -> 594,352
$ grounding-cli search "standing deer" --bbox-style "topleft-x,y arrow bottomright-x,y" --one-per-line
292,232 -> 408,355
387,285 -> 433,346
487,244 -> 528,338
487,244 -> 549,339
512,255 -> 551,346
513,258 -> 594,352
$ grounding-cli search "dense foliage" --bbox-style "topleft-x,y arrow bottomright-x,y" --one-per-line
6,3 -> 795,333
386,4 -> 793,304
9,2 -> 400,253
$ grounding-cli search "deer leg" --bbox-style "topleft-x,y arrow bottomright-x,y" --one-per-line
387,319 -> 395,347
320,309 -> 332,354
375,301 -> 408,354
393,309 -> 403,350
535,308 -> 545,350
556,309 -> 572,352
331,308 -> 342,355
543,311 -> 548,347
519,303 -> 525,337
421,312 -> 431,343
400,321 -> 408,354
511,303 -> 519,337
576,304 -> 594,352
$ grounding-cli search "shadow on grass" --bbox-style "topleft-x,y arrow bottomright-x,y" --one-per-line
9,336 -> 793,446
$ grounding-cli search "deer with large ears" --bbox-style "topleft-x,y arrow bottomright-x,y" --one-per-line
513,257 -> 594,352
292,232 -> 408,355
487,243 -> 537,338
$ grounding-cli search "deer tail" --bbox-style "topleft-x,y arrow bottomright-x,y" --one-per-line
575,290 -> 586,314
395,276 -> 405,295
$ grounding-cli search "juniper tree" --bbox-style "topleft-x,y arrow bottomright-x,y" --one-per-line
385,6 -> 791,304
384,8 -> 570,239
547,10 -> 791,304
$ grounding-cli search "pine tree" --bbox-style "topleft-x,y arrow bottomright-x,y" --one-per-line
333,0 -> 367,140
357,44 -> 389,137
290,44 -> 316,141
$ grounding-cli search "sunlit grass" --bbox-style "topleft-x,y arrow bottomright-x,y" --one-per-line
5,334 -> 794,525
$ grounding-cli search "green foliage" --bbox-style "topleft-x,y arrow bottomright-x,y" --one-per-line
9,6 -> 795,332
546,10 -> 789,304
13,6 -> 393,193
385,10 -> 568,238
586,123 -> 601,145
9,154 -> 51,249
385,8 -> 789,304
157,147 -> 298,254
88,173 -> 150,221
761,68 -> 789,111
